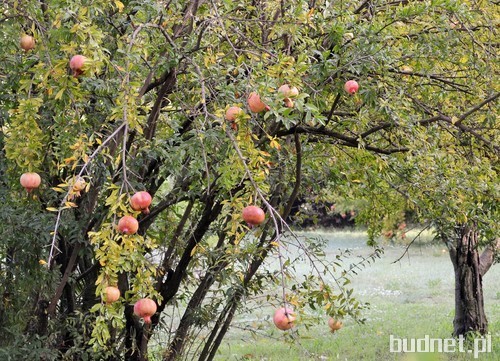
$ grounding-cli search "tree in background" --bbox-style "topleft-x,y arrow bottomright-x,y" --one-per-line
0,0 -> 497,359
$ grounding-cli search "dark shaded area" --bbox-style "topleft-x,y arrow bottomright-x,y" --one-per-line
287,199 -> 356,228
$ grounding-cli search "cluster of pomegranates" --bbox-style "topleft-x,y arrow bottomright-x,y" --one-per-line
242,207 -> 340,334
272,306 -> 343,333
117,191 -> 153,235
226,80 -> 358,129
20,35 -> 87,78
103,287 -> 157,324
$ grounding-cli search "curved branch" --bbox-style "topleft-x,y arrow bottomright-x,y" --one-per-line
479,238 -> 500,276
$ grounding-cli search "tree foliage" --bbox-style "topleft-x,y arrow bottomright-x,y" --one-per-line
0,0 -> 498,359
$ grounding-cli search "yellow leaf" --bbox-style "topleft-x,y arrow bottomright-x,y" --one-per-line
190,245 -> 198,256
46,207 -> 59,212
114,1 -> 125,12
270,139 -> 281,150
451,116 -> 459,124
64,156 -> 77,164
55,88 -> 65,100
39,259 -> 47,265
289,299 -> 299,307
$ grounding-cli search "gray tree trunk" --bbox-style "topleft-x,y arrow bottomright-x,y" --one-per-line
448,225 -> 490,336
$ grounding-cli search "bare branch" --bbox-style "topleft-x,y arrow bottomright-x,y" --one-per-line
392,225 -> 431,264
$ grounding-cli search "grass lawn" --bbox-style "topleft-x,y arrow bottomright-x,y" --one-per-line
215,230 -> 500,361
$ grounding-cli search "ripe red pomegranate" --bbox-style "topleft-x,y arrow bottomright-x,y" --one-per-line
328,317 -> 343,332
104,286 -> 121,304
277,84 -> 299,98
242,205 -> 265,226
118,216 -> 139,235
20,172 -> 41,192
20,35 -> 35,51
247,92 -> 270,113
344,80 -> 359,94
225,106 -> 244,122
69,55 -> 87,77
130,191 -> 152,215
273,307 -> 296,331
134,298 -> 157,323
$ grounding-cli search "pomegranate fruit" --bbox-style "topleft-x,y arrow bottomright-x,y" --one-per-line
225,106 -> 244,122
277,84 -> 299,98
134,298 -> 157,324
273,307 -> 296,331
72,176 -> 86,192
242,205 -> 265,226
130,191 -> 152,215
283,98 -> 294,108
69,55 -> 87,77
20,172 -> 41,192
328,317 -> 343,332
247,92 -> 270,113
118,216 -> 139,235
20,35 -> 35,51
104,286 -> 121,304
344,80 -> 359,95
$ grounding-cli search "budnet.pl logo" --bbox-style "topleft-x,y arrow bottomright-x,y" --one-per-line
390,334 -> 493,359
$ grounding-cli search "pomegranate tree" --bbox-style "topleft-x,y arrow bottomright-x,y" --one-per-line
134,298 -> 157,324
273,307 -> 296,331
242,205 -> 265,226
130,191 -> 152,214
20,172 -> 41,192
118,216 -> 139,235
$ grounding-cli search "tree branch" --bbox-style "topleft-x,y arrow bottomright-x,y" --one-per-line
48,244 -> 81,317
479,238 -> 499,276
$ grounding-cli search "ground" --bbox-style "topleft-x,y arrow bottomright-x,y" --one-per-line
215,229 -> 499,361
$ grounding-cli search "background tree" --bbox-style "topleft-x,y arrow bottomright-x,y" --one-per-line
0,0 -> 497,359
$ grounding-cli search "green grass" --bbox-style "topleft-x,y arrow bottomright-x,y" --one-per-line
215,230 -> 500,361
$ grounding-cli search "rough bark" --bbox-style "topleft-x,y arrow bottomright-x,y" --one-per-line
449,225 -> 488,336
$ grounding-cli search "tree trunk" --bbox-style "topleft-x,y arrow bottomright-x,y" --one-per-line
449,225 -> 488,336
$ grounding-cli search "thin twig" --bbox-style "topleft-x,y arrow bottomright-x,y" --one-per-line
392,224 -> 431,264
47,123 -> 126,267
